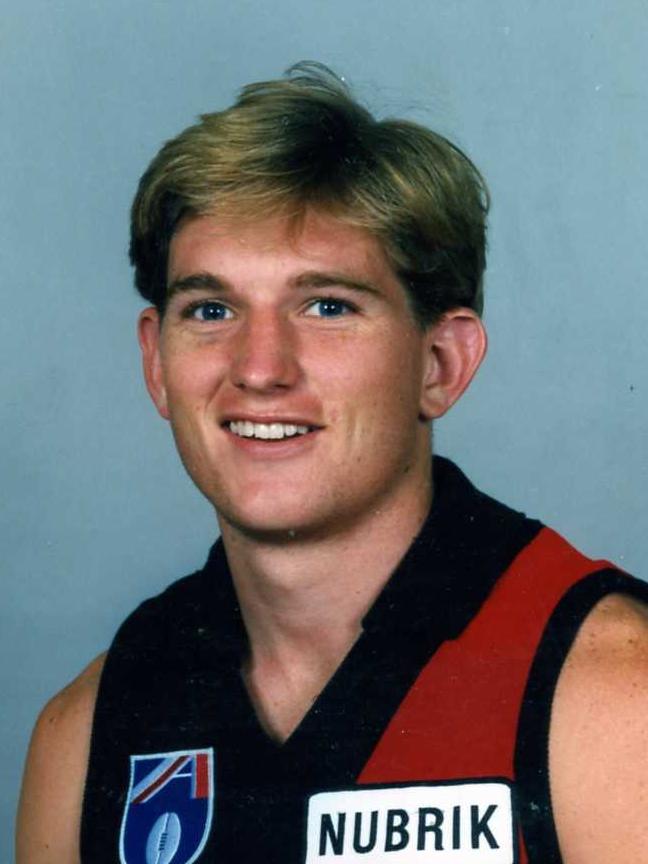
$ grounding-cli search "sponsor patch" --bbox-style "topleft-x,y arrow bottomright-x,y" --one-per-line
119,748 -> 214,864
305,780 -> 516,863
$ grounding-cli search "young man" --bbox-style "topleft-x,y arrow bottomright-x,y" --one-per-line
17,64 -> 648,864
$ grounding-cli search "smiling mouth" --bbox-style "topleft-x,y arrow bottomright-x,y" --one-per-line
226,421 -> 316,440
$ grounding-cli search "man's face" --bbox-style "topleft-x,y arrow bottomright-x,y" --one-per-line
140,209 -> 440,541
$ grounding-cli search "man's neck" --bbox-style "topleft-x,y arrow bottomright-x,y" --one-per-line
218,467 -> 433,741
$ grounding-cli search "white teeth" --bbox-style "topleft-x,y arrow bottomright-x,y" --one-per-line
228,421 -> 311,440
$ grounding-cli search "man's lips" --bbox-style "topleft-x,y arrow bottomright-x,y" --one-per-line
221,414 -> 323,427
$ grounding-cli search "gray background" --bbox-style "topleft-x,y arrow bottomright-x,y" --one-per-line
2,0 -> 646,856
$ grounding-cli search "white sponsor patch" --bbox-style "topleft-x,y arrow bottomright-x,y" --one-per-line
305,781 -> 515,863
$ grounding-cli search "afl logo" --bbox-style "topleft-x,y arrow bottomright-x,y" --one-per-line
146,812 -> 181,864
120,748 -> 214,864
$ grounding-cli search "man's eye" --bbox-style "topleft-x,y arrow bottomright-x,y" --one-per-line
304,298 -> 356,318
186,301 -> 233,321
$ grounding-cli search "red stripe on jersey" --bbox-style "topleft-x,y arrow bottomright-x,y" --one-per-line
357,527 -> 610,864
193,753 -> 210,799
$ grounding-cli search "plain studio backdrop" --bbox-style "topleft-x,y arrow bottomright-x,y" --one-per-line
2,0 -> 646,856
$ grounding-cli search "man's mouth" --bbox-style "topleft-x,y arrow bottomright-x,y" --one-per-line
227,421 -> 314,440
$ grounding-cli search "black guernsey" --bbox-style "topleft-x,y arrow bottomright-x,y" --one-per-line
81,457 -> 648,863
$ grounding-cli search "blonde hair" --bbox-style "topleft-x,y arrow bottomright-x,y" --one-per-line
130,62 -> 489,325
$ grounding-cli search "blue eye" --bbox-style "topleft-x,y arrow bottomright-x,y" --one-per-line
306,298 -> 355,318
188,301 -> 232,321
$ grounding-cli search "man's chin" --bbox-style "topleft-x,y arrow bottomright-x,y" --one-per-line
219,515 -> 322,545
216,503 -> 351,547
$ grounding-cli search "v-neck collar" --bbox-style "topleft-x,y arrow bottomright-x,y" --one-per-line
194,456 -> 542,765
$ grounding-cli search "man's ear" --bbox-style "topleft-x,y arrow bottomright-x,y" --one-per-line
137,308 -> 170,420
419,308 -> 487,420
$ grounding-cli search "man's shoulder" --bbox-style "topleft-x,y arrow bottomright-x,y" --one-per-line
41,652 -> 107,721
549,591 -> 648,863
26,652 -> 107,782
27,653 -> 107,771
554,590 -> 648,713
570,590 -> 648,660
16,653 -> 107,864
552,589 -> 648,722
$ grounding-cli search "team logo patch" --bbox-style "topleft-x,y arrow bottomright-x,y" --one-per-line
119,748 -> 214,864
305,780 -> 516,863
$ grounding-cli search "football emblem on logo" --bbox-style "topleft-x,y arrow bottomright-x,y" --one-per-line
120,748 -> 214,864
145,812 -> 181,864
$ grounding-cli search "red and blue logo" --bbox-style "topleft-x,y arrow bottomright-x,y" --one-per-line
119,748 -> 214,864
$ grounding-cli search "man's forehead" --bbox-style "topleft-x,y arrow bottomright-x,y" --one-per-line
166,209 -> 397,284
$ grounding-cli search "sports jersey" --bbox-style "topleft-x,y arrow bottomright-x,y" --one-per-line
81,457 -> 648,864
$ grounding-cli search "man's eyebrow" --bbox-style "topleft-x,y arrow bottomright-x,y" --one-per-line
165,270 -> 384,299
166,272 -> 229,298
293,271 -> 382,297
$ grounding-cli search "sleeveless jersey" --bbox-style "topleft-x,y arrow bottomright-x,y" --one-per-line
81,458 -> 648,863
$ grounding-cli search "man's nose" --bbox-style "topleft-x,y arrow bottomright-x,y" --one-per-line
229,309 -> 301,392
